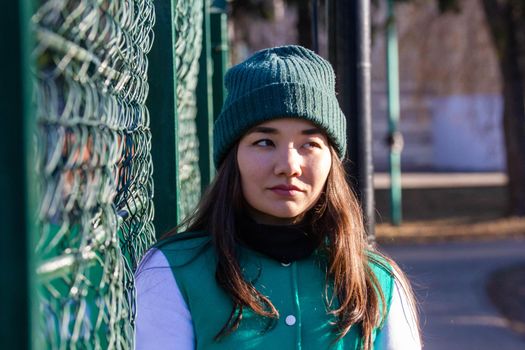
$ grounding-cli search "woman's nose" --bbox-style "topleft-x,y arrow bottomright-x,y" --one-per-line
274,147 -> 302,177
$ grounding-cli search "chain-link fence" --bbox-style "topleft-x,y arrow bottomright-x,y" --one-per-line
9,0 -> 228,348
32,0 -> 156,348
174,0 -> 204,220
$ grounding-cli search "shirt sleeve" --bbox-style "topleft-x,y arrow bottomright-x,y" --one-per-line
135,248 -> 195,350
374,278 -> 422,350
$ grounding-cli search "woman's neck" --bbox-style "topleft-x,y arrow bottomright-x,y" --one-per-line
245,206 -> 306,226
236,211 -> 322,263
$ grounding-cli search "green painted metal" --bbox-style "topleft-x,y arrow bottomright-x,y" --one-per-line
212,0 -> 227,9
4,0 -> 213,346
150,0 -> 207,228
21,0 -> 39,346
210,6 -> 229,121
0,1 -> 35,349
148,0 -> 181,235
174,0 -> 205,221
386,0 -> 403,225
197,0 -> 215,191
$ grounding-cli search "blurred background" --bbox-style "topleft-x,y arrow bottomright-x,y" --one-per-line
3,0 -> 525,349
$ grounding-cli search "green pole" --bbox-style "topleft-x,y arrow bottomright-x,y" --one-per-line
196,0 -> 229,190
148,0 -> 181,236
197,0 -> 215,191
386,0 -> 403,225
210,0 -> 229,121
23,0 -> 39,345
0,0 -> 37,348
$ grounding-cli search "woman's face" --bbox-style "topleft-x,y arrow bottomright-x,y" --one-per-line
237,118 -> 332,225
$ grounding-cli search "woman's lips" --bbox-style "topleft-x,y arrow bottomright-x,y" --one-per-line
269,185 -> 303,196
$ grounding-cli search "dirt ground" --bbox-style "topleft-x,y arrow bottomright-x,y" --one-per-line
373,183 -> 525,336
374,185 -> 525,243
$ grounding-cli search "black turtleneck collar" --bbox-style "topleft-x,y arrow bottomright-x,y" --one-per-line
236,212 -> 323,264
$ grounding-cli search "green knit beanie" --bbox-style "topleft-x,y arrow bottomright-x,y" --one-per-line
213,45 -> 347,167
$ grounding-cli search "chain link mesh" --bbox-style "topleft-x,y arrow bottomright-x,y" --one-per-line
32,0 -> 156,348
175,0 -> 203,220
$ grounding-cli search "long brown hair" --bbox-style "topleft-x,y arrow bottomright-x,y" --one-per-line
165,144 -> 418,349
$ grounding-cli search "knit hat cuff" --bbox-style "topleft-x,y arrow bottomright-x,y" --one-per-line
213,82 -> 346,167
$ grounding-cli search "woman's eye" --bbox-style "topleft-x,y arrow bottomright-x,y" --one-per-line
304,141 -> 321,149
253,139 -> 274,147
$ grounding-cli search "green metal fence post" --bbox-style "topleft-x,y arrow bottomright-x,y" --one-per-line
197,0 -> 215,191
148,0 -> 181,236
386,0 -> 403,226
23,0 -> 39,345
1,0 -> 37,348
211,0 -> 229,119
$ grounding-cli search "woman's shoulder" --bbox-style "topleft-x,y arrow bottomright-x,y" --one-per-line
152,231 -> 213,266
139,231 -> 213,271
154,230 -> 212,251
366,251 -> 394,275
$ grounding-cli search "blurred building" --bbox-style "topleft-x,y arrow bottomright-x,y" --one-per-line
371,0 -> 505,172
228,0 -> 506,172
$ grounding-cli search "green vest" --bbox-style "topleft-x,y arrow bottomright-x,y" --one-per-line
158,231 -> 393,350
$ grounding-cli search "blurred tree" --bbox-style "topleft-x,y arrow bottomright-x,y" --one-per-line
290,0 -> 312,49
480,0 -> 525,216
229,0 -> 318,49
393,0 -> 525,216
230,0 -> 277,20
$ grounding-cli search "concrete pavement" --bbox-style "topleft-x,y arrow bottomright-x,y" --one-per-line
381,237 -> 525,350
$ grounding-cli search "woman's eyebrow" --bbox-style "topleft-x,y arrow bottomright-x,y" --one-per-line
301,128 -> 323,135
249,126 -> 278,134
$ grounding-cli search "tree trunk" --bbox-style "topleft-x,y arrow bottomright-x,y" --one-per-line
481,0 -> 525,216
296,0 -> 313,49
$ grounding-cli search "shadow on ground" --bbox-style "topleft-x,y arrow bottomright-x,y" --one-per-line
487,265 -> 525,338
375,185 -> 525,243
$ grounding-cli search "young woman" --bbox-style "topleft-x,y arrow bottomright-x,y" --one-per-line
135,45 -> 421,350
